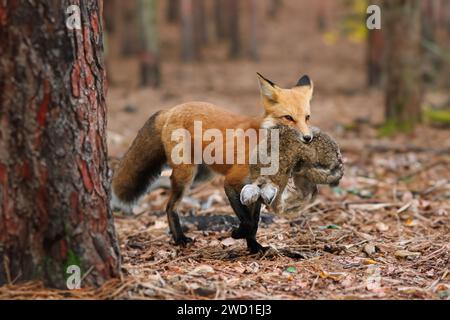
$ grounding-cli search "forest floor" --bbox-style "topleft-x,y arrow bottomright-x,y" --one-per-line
1,0 -> 449,300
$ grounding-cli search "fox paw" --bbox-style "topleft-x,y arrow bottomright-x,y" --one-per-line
260,184 -> 278,206
240,184 -> 261,206
174,235 -> 194,247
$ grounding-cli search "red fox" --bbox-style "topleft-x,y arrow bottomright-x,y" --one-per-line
112,73 -> 315,253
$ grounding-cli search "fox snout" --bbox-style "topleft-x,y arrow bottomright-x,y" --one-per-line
295,126 -> 314,143
301,133 -> 313,143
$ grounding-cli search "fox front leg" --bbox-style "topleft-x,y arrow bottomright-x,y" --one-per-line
225,183 -> 267,254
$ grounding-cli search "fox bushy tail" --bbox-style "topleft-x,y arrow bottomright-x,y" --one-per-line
111,111 -> 167,210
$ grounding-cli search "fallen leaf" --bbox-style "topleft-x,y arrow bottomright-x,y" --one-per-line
320,271 -> 344,281
363,259 -> 378,265
191,265 -> 215,275
395,250 -> 421,259
221,238 -> 237,247
375,222 -> 389,232
151,220 -> 168,230
405,218 -> 418,227
363,243 -> 377,256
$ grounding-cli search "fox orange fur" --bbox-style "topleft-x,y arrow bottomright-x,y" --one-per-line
112,73 -> 315,253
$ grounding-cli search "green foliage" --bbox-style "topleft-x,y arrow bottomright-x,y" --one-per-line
286,267 -> 297,274
322,0 -> 369,44
424,109 -> 450,126
341,0 -> 369,42
378,120 -> 414,137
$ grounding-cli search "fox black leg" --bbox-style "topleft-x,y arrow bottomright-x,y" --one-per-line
245,201 -> 265,254
224,184 -> 266,254
166,166 -> 195,246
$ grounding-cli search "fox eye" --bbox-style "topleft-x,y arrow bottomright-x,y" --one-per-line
305,115 -> 311,122
283,115 -> 295,122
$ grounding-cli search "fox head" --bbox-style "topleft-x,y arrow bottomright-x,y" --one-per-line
257,72 -> 314,143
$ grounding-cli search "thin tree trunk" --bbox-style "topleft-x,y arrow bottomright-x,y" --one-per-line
228,0 -> 241,59
248,0 -> 259,60
268,0 -> 282,19
121,1 -> 140,56
167,0 -> 180,23
383,0 -> 423,133
215,0 -> 228,40
138,0 -> 161,87
367,28 -> 384,87
180,0 -> 198,61
0,0 -> 120,288
194,0 -> 208,46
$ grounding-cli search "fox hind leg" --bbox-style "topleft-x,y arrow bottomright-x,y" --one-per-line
166,165 -> 196,246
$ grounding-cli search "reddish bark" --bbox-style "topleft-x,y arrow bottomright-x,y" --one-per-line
0,0 -> 120,288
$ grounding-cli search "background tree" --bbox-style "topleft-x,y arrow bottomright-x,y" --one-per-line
247,0 -> 259,61
383,0 -> 423,133
228,0 -> 241,58
214,0 -> 228,41
180,0 -> 199,61
0,0 -> 120,288
121,1 -> 140,56
138,0 -> 161,87
167,0 -> 180,23
367,27 -> 384,87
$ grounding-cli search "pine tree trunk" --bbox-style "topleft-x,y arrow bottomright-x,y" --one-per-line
138,0 -> 161,87
247,0 -> 259,61
121,1 -> 140,56
214,0 -> 228,40
383,0 -> 423,132
167,0 -> 180,23
180,0 -> 198,61
268,0 -> 282,19
228,0 -> 241,59
367,28 -> 384,87
0,0 -> 120,289
194,0 -> 208,47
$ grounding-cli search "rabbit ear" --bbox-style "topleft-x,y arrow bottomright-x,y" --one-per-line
311,127 -> 321,135
240,184 -> 261,206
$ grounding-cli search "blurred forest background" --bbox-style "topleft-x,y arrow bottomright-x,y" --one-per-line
1,0 -> 449,299
104,0 -> 450,158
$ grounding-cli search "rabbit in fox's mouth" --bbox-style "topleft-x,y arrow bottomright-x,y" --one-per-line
241,126 -> 344,214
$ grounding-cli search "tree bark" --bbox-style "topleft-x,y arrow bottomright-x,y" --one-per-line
383,0 -> 423,133
0,0 -> 120,289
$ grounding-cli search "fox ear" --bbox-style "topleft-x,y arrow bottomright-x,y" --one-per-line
257,72 -> 278,103
295,75 -> 314,97
296,75 -> 312,87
